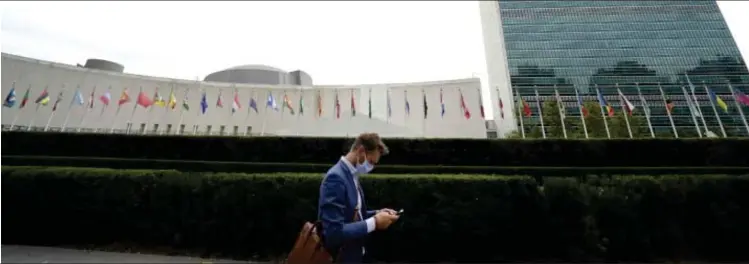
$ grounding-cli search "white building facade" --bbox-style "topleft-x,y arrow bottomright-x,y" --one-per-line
1,53 -> 488,138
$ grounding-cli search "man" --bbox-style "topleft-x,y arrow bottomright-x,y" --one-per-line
318,133 -> 400,263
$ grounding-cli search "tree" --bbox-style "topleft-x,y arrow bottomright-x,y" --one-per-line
514,100 -> 649,139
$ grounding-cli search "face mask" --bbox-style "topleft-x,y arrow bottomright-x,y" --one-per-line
355,154 -> 375,175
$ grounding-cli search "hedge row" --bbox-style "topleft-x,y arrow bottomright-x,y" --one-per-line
4,131 -> 749,167
4,155 -> 749,176
4,166 -> 749,262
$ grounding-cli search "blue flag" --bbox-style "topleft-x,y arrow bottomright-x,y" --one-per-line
200,92 -> 208,114
249,97 -> 258,113
267,92 -> 278,111
3,88 -> 17,108
73,90 -> 85,106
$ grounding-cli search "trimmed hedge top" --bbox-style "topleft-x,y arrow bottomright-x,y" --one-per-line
3,131 -> 749,167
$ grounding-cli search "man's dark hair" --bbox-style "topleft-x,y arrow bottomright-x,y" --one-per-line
350,133 -> 389,155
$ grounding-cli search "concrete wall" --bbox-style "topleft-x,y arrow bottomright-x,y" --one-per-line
480,0 -> 517,138
1,53 -> 487,138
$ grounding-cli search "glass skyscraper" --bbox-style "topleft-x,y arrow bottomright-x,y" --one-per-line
481,0 -> 749,138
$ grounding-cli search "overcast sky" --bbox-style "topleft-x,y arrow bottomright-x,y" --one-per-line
2,1 -> 748,119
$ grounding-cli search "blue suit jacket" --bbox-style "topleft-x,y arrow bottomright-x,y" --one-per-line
318,159 -> 377,263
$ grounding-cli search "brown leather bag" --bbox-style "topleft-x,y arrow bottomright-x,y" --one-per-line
286,210 -> 361,264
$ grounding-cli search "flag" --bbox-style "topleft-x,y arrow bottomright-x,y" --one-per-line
335,91 -> 340,119
316,91 -> 322,117
423,90 -> 428,119
519,95 -> 531,117
216,91 -> 224,108
387,89 -> 392,118
496,88 -> 503,119
736,90 -> 749,106
368,88 -> 372,119
405,90 -> 410,116
182,93 -> 190,111
617,89 -> 635,116
118,89 -> 130,105
299,92 -> 304,115
3,87 -> 17,108
137,91 -> 153,108
459,90 -> 471,119
153,90 -> 166,107
596,90 -> 614,117
283,93 -> 295,115
100,90 -> 112,106
708,88 -> 728,113
249,97 -> 258,113
73,89 -> 85,106
35,89 -> 50,105
88,88 -> 95,109
20,87 -> 30,108
666,99 -> 675,114
350,90 -> 356,117
440,88 -> 445,117
479,90 -> 485,119
232,91 -> 241,114
576,93 -> 588,117
267,92 -> 278,111
168,90 -> 178,110
201,92 -> 208,114
52,91 -> 64,111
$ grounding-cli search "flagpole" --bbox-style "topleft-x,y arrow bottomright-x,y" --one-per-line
703,82 -> 727,137
553,85 -> 567,139
296,86 -> 302,136
685,75 -> 709,133
177,86 -> 188,135
9,83 -> 25,130
595,84 -> 611,139
616,85 -> 633,139
658,83 -> 678,138
127,86 -> 142,134
573,87 -> 589,139
533,87 -> 546,139
260,91 -> 270,136
727,82 -> 749,135
419,88 -> 424,137
161,84 -> 174,135
61,84 -> 81,131
515,89 -> 526,139
635,83 -> 655,138
78,85 -> 97,132
44,85 -> 67,132
680,85 -> 703,137
143,87 -> 157,135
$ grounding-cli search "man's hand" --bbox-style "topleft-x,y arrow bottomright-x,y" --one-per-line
373,210 -> 399,230
377,208 -> 398,215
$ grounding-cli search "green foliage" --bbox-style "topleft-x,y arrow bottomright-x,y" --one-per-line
4,166 -> 749,262
4,131 -> 749,168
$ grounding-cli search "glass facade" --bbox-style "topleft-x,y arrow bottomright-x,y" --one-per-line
499,0 -> 749,137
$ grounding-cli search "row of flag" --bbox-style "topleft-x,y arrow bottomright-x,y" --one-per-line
3,84 -> 494,120
514,80 -> 749,139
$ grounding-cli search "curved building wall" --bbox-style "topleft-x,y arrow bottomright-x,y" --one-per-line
1,53 -> 487,138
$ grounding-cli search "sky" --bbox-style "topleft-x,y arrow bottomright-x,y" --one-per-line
1,1 -> 748,120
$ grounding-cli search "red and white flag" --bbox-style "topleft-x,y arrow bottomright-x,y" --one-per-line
617,89 -> 635,116
232,91 -> 241,113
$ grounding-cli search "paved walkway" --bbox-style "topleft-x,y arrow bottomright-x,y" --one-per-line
1,245 -> 254,263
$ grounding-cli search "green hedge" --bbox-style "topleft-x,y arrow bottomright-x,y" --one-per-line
4,155 -> 749,176
4,131 -> 749,167
4,166 -> 749,262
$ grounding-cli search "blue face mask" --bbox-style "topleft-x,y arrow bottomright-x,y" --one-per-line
355,154 -> 375,175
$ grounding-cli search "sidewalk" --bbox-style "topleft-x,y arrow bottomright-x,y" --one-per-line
1,245 -> 254,263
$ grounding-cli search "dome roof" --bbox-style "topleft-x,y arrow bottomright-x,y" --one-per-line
224,64 -> 285,72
